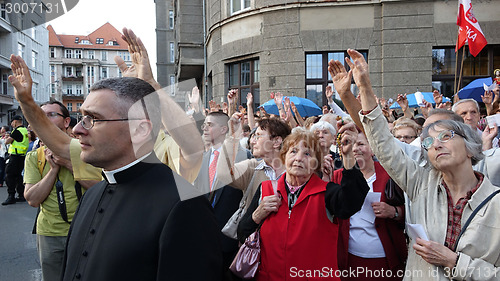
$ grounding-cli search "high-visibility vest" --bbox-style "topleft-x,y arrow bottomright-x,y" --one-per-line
8,126 -> 29,155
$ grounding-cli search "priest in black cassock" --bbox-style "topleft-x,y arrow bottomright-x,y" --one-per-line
59,77 -> 223,281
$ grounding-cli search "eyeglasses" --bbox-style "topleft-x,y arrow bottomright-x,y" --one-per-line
251,133 -> 269,140
395,135 -> 417,141
201,122 -> 216,130
79,115 -> 144,130
421,130 -> 463,150
46,112 -> 65,118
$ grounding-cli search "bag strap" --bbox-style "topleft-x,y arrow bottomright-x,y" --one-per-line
36,146 -> 46,175
55,175 -> 70,223
453,189 -> 500,251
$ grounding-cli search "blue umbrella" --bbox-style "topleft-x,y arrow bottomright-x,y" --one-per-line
457,77 -> 493,102
259,96 -> 322,117
390,92 -> 451,109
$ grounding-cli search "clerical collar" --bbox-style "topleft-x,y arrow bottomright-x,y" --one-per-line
103,153 -> 152,184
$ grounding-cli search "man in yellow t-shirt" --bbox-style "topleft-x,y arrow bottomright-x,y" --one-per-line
23,101 -> 101,281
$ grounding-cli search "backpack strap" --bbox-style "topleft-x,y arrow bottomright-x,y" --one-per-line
36,146 -> 46,175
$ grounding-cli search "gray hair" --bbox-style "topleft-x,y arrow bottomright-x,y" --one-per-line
310,120 -> 336,136
451,98 -> 479,113
421,119 -> 483,166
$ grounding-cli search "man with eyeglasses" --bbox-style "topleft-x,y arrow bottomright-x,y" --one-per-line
10,52 -> 222,280
23,101 -> 101,281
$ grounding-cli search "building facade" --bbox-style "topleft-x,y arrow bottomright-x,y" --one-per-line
0,0 -> 49,126
158,0 -> 500,110
48,22 -> 130,117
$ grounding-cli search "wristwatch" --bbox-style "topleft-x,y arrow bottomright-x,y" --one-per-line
393,206 -> 399,219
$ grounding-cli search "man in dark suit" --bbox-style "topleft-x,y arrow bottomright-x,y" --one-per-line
10,55 -> 223,281
195,111 -> 249,280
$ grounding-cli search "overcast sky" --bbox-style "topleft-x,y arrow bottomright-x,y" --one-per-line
47,0 -> 157,79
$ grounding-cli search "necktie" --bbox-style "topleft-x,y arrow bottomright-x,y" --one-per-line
209,150 -> 219,191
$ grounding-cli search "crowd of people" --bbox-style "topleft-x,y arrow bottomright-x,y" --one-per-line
1,27 -> 500,281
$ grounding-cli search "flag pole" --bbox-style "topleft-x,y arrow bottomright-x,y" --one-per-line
455,47 -> 465,103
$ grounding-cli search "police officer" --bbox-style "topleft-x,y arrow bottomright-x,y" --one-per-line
2,115 -> 29,205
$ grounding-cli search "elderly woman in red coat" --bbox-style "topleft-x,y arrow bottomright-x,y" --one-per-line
237,127 -> 369,281
325,126 -> 407,281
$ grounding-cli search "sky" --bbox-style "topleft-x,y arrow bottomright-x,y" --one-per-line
46,0 -> 157,79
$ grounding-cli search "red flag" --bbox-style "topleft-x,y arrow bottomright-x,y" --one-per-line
456,0 -> 487,57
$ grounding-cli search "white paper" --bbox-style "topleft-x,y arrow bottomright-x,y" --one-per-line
414,91 -> 424,107
484,83 -> 497,92
486,114 -> 500,128
358,192 -> 381,223
406,223 -> 429,241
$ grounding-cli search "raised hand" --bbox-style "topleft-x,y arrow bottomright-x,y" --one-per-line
345,49 -> 370,89
115,28 -> 158,89
9,55 -> 33,103
481,90 -> 493,105
432,90 -> 443,105
328,60 -> 352,97
209,100 -> 217,112
188,86 -> 201,113
420,99 -> 432,118
246,92 -> 253,107
325,85 -> 335,102
222,102 -> 228,114
396,94 -> 409,112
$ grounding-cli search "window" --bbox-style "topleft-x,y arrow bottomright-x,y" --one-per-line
432,45 -> 500,97
76,103 -> 82,110
75,67 -> 82,77
33,83 -> 38,101
169,10 -> 174,29
80,40 -> 90,44
96,38 -> 104,44
31,51 -> 38,69
2,74 -> 8,95
31,23 -> 37,39
101,67 -> 108,79
228,59 -> 260,107
50,47 -> 55,58
75,37 -> 79,43
75,50 -> 82,59
231,0 -> 250,14
101,51 -> 107,61
67,103 -> 72,112
18,43 -> 25,58
51,65 -> 55,77
1,3 -> 6,19
170,75 -> 175,95
65,49 -> 73,58
118,51 -> 130,61
170,42 -> 175,63
87,66 -> 95,77
76,85 -> 82,95
88,50 -> 94,59
51,83 -> 56,94
66,85 -> 73,95
305,51 -> 368,107
66,66 -> 72,77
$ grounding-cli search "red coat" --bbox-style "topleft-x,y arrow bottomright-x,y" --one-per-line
258,174 -> 340,281
333,162 -> 407,273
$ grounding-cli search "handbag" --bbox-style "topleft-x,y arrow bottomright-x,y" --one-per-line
385,178 -> 405,206
229,228 -> 261,279
222,179 -> 253,239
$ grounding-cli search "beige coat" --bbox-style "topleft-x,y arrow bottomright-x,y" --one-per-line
361,107 -> 500,280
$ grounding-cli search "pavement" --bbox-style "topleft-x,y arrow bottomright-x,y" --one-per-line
0,185 -> 42,281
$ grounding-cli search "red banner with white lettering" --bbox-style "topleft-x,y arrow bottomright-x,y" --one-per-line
456,0 -> 487,57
